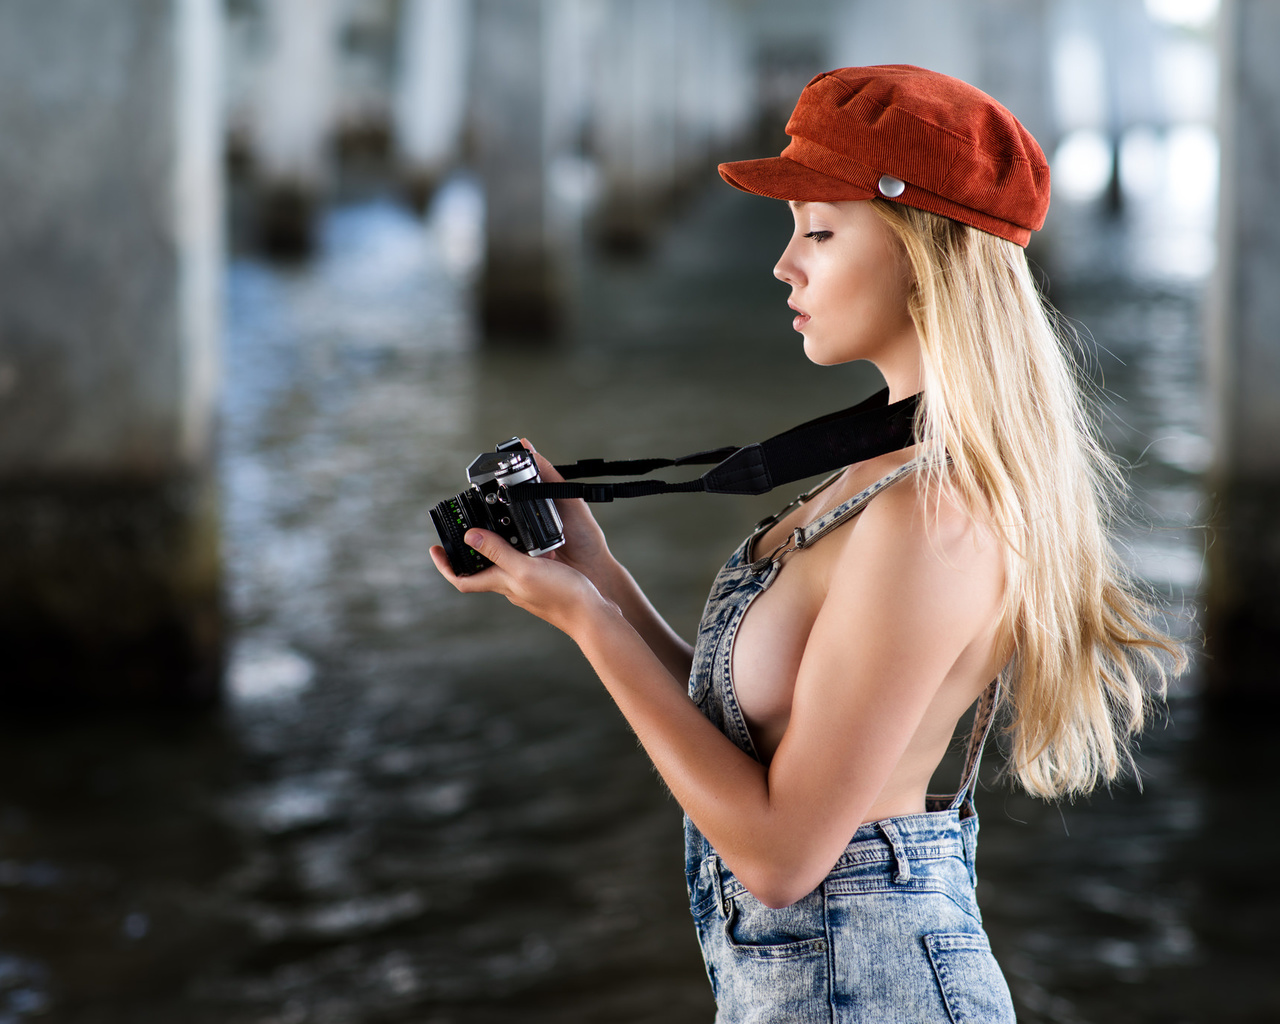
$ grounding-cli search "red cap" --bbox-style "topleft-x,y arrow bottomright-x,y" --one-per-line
719,65 -> 1050,246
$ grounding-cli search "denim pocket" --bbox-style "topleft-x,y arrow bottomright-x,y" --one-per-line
924,932 -> 1016,1024
720,891 -> 828,961
694,887 -> 831,1024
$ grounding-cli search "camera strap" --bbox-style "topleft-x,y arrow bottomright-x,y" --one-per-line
507,388 -> 920,503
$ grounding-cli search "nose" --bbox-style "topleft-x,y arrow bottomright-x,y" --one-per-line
774,242 -> 803,287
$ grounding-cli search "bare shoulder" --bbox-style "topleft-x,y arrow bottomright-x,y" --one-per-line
832,470 -> 1005,631
860,470 -> 999,556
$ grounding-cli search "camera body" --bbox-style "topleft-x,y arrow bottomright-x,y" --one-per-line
431,438 -> 565,576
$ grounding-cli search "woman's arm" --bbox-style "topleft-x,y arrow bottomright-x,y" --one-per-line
585,556 -> 695,684
431,477 -> 1002,908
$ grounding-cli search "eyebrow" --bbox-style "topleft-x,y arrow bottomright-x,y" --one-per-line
788,200 -> 808,210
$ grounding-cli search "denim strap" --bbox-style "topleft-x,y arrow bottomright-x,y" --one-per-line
878,820 -> 913,883
949,679 -> 1002,813
750,456 -> 928,569
704,855 -> 730,918
793,457 -> 927,551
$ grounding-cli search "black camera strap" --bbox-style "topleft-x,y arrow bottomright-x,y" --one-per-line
507,389 -> 920,503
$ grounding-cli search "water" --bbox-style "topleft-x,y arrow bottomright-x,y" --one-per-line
0,173 -> 1270,1023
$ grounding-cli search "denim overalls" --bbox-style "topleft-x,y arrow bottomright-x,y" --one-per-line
684,458 -> 1016,1023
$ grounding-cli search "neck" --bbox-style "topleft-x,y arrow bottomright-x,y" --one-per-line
880,365 -> 923,405
872,325 -> 924,403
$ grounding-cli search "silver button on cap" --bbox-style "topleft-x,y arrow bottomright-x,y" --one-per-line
878,174 -> 906,198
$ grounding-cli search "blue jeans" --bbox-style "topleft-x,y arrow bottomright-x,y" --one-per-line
685,809 -> 1015,1023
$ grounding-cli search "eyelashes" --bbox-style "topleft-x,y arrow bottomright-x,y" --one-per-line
803,230 -> 833,243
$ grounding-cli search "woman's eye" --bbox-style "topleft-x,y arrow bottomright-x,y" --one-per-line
803,230 -> 832,243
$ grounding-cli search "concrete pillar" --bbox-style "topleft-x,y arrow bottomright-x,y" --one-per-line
704,1 -> 753,156
0,0 -> 223,707
542,0 -> 605,269
252,0 -> 341,256
1205,0 -> 1280,706
1096,0 -> 1161,213
592,0 -> 682,253
669,0 -> 709,184
471,0 -> 566,336
666,0 -> 750,184
392,0 -> 473,210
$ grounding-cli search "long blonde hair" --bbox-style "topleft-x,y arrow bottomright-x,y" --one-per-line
869,199 -> 1184,800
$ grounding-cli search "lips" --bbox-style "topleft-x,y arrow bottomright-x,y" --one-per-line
788,300 -> 810,332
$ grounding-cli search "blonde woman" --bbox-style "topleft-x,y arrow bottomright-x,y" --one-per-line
432,65 -> 1181,1022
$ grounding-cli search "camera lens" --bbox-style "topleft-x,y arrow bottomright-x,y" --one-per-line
430,491 -> 493,576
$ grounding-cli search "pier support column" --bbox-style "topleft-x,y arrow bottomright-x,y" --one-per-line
668,0 -> 749,190
393,0 -> 473,210
0,0 -> 223,708
1206,0 -> 1280,706
472,0 -> 566,336
252,0 -> 340,256
592,0 -> 681,253
701,1 -> 752,161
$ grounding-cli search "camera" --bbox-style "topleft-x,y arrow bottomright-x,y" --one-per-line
431,438 -> 565,576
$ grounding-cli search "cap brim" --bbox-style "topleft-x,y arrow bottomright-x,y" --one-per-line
718,156 -> 876,203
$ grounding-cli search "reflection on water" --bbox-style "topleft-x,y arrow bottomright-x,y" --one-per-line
0,166 -> 1271,1022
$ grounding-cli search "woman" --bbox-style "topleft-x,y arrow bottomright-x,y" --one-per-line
432,65 -> 1181,1022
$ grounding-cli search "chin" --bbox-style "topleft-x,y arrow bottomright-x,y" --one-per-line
802,337 -> 849,367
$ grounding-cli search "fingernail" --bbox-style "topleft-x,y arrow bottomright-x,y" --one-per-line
464,530 -> 483,548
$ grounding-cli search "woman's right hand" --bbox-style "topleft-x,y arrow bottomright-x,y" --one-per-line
526,443 -> 618,589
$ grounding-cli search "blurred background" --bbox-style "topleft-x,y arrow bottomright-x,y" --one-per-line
0,0 -> 1276,1020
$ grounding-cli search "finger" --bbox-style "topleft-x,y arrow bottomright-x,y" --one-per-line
530,448 -> 566,484
431,541 -> 504,593
429,544 -> 459,583
430,544 -> 481,589
526,449 -> 607,549
463,528 -> 518,570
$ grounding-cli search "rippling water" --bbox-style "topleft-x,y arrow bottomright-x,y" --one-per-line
0,169 -> 1270,1023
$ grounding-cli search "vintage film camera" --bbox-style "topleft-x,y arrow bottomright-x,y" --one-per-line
431,438 -> 565,576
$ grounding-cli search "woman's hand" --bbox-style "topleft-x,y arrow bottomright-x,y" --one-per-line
430,526 -> 609,637
525,446 -> 617,586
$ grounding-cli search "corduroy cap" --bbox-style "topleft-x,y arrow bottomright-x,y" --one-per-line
719,65 -> 1050,246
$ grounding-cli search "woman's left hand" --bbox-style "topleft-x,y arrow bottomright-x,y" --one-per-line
430,527 -> 609,637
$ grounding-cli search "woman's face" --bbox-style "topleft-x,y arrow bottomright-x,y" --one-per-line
773,200 -> 919,385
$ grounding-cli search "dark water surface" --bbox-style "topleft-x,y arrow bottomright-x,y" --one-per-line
0,177 -> 1271,1023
